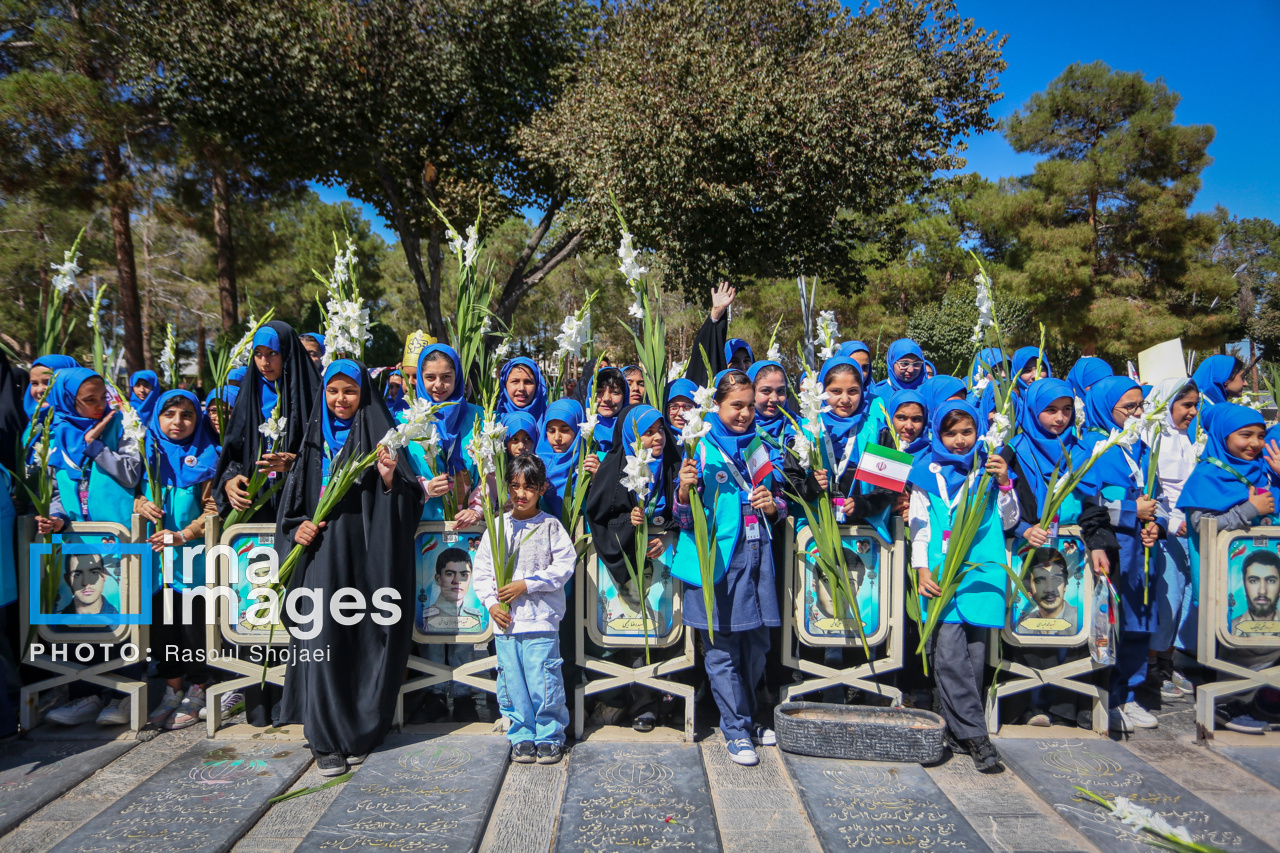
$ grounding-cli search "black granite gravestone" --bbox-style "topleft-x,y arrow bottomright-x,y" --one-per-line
297,734 -> 508,852
783,752 -> 993,852
0,739 -> 135,835
1215,746 -> 1280,794
56,740 -> 310,853
1000,738 -> 1270,853
553,741 -> 719,853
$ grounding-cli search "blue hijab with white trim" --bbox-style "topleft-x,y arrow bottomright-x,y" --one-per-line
147,389 -> 221,488
1178,404 -> 1272,514
907,400 -> 981,499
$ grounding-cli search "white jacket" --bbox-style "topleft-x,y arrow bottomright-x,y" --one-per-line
471,511 -> 576,634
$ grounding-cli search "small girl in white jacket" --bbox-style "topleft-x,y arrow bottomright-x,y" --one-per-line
472,454 -> 576,765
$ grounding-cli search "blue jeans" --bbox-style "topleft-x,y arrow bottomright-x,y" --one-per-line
423,643 -> 474,697
495,632 -> 568,746
701,626 -> 769,742
1151,535 -> 1196,653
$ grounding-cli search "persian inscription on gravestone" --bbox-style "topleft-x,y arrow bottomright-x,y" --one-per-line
553,742 -> 720,853
784,753 -> 992,851
0,740 -> 135,834
57,740 -> 310,853
1215,746 -> 1280,794
1000,738 -> 1270,853
298,734 -> 508,853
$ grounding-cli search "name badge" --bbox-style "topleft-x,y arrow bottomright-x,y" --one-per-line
744,514 -> 760,541
444,532 -> 459,544
833,496 -> 847,523
941,530 -> 950,555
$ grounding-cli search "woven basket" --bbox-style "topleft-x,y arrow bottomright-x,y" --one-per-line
774,701 -> 946,764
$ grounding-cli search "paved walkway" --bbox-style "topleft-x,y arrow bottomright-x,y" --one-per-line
1,688 -> 1277,853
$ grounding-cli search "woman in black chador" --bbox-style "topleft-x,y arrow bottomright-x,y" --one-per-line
272,359 -> 423,776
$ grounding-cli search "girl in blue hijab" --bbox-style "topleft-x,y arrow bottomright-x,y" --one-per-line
920,375 -> 967,414
663,377 -> 699,432
1075,375 -> 1165,732
669,370 -> 785,764
746,361 -> 790,447
129,369 -> 162,422
384,369 -> 408,417
1065,357 -> 1112,400
405,343 -> 484,523
1010,347 -> 1051,394
1190,354 -> 1244,407
138,389 -> 223,727
905,399 -> 1018,769
725,339 -> 754,371
883,389 -> 930,456
835,340 -> 874,388
873,339 -> 926,396
37,368 -> 141,531
971,348 -> 1006,385
537,399 -> 584,519
300,332 -> 326,368
21,354 -> 79,464
497,357 -> 549,423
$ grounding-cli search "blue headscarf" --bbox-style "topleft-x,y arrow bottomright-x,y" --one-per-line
746,361 -> 789,442
886,389 -> 929,455
498,357 -> 548,423
320,360 -> 363,479
665,377 -> 698,408
204,385 -> 240,413
227,366 -> 248,386
1191,354 -> 1236,407
384,369 -> 408,417
1074,376 -> 1145,493
725,339 -> 754,366
47,367 -> 106,479
878,339 -> 926,393
921,375 -> 967,412
836,340 -> 873,387
924,359 -> 937,378
146,390 -> 221,489
907,400 -> 982,499
1066,357 -> 1112,399
977,380 -> 1022,433
301,332 -> 326,353
128,370 -> 161,421
1178,404 -> 1272,515
973,347 -> 1006,383
622,405 -> 668,514
703,388 -> 757,490
501,411 -> 539,448
415,344 -> 469,474
1009,378 -> 1076,505
817,357 -> 871,462
1011,347 -> 1051,393
252,326 -> 282,421
588,367 -> 625,455
538,399 -> 584,516
23,355 -> 79,419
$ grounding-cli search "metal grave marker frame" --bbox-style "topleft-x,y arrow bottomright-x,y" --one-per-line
782,517 -> 905,704
1194,519 -> 1280,738
18,515 -> 149,731
986,527 -> 1109,735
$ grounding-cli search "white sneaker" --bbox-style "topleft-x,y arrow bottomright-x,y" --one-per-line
148,686 -> 184,727
167,685 -> 205,730
1108,708 -> 1134,733
201,690 -> 245,721
1122,701 -> 1158,729
46,695 -> 104,726
97,696 -> 131,726
751,725 -> 777,746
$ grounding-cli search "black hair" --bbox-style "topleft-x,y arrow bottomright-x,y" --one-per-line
159,396 -> 198,416
1026,547 -> 1068,580
754,364 -> 786,383
505,361 -> 536,381
713,369 -> 753,403
422,350 -> 455,368
1243,550 -> 1280,574
840,548 -> 867,588
623,366 -> 643,378
507,453 -> 547,490
939,409 -> 975,434
435,547 -> 472,574
1228,356 -> 1247,381
595,368 -> 626,398
1173,379 -> 1199,404
823,361 -> 862,387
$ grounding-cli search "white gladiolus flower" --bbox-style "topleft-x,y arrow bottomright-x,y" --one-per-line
258,415 -> 287,444
554,314 -> 588,359
1074,396 -> 1086,428
818,344 -> 834,362
667,360 -> 689,383
816,310 -> 839,345
120,406 -> 146,445
679,410 -> 711,446
447,226 -> 464,257
792,430 -> 813,471
463,226 -> 479,268
969,320 -> 983,346
628,295 -> 644,319
418,423 -> 442,460
494,341 -> 512,361
974,274 -> 994,328
160,330 -> 177,387
799,374 -> 830,425
579,413 -> 599,440
466,416 -> 507,475
621,446 -> 656,501
766,344 -> 781,362
380,427 -> 410,453
974,375 -> 990,394
50,250 -> 81,294
617,231 -> 647,281
982,412 -> 1010,450
692,386 -> 717,412
229,320 -> 258,369
1117,417 -> 1141,449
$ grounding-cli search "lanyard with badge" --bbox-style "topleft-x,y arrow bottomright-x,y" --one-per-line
821,428 -> 858,522
714,444 -> 763,542
933,465 -> 979,555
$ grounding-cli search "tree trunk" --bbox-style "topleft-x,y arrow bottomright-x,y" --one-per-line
100,144 -> 145,373
141,285 -> 155,372
196,319 -> 208,390
211,161 -> 239,331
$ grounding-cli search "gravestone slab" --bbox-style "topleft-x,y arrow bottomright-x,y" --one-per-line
1215,746 -> 1280,793
1000,738 -> 1270,853
56,740 -> 310,852
298,734 -> 508,852
0,740 -> 135,835
784,752 -> 992,852
553,741 -> 719,853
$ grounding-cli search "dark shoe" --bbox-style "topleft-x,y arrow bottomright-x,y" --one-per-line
968,737 -> 1002,772
315,751 -> 348,777
409,694 -> 448,725
632,712 -> 657,733
452,699 -> 479,724
943,730 -> 968,755
512,741 -> 537,764
536,742 -> 564,765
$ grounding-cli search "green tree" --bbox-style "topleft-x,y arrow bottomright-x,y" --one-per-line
522,0 -> 1005,300
975,61 -> 1236,361
1213,210 -> 1280,372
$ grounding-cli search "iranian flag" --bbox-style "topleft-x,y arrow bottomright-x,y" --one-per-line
854,443 -> 914,492
745,435 -> 775,486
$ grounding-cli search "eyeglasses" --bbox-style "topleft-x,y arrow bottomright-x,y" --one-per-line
668,401 -> 694,414
896,359 -> 924,370
1113,401 -> 1143,415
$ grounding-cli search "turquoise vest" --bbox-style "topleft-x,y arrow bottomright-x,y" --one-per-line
0,467 -> 16,607
53,417 -> 135,527
922,485 -> 1009,628
795,414 -> 890,538
671,441 -> 771,588
146,478 -> 208,590
403,402 -> 483,521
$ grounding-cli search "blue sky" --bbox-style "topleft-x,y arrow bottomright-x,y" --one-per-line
316,0 -> 1280,242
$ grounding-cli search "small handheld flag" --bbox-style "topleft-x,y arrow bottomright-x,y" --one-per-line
745,435 -> 775,487
854,443 -> 913,493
